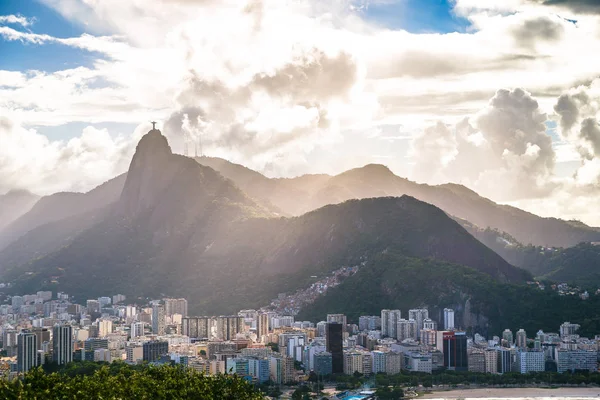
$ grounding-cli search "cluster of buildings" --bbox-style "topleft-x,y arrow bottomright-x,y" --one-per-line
2,291 -> 599,383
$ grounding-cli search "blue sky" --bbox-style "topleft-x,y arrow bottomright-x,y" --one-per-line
362,0 -> 470,33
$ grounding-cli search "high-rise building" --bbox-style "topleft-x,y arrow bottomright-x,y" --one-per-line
248,358 -> 270,383
358,316 -> 381,331
256,313 -> 269,343
152,304 -> 166,335
53,324 -> 73,365
326,323 -> 344,374
130,322 -> 145,338
423,319 -> 437,331
316,321 -> 327,338
497,348 -> 512,373
142,340 -> 169,362
314,351 -> 333,375
515,350 -> 544,373
17,330 -> 37,373
397,319 -> 417,341
502,329 -> 513,347
126,346 -> 143,363
421,329 -> 437,346
84,338 -> 109,352
32,327 -> 50,351
182,317 -> 211,339
97,297 -> 111,308
216,316 -> 243,341
443,308 -> 455,331
408,309 -> 429,339
468,350 -> 486,373
343,350 -> 372,376
86,300 -> 100,314
442,331 -> 467,371
98,319 -> 113,337
326,314 -> 347,327
164,298 -> 188,318
516,329 -> 527,350
381,310 -> 401,338
556,349 -> 597,373
269,355 -> 294,384
559,322 -> 580,338
386,351 -> 403,374
484,348 -> 498,374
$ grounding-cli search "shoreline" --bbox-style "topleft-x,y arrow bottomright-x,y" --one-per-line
418,387 -> 600,399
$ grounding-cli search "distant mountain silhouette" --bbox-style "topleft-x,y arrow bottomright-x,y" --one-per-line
0,190 -> 39,232
196,157 -> 600,248
1,129 -> 528,319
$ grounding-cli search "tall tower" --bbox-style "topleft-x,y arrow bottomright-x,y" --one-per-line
53,324 -> 73,365
152,303 -> 166,335
443,308 -> 455,331
256,313 -> 269,343
17,330 -> 38,373
381,309 -> 401,338
516,329 -> 527,350
326,323 -> 343,374
408,309 -> 429,340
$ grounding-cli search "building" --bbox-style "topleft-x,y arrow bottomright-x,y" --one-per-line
182,317 -> 211,339
326,323 -> 344,374
502,329 -> 513,347
516,329 -> 527,350
442,331 -> 467,371
314,352 -> 333,375
559,322 -> 580,338
405,352 -> 432,373
86,300 -> 100,314
497,348 -> 512,374
371,351 -> 387,374
17,330 -> 37,373
227,358 -> 250,377
358,316 -> 381,331
248,358 -> 270,383
421,329 -> 437,346
423,319 -> 437,331
386,351 -> 403,374
484,348 -> 498,374
94,349 -> 111,362
126,346 -> 143,363
269,355 -> 294,384
152,304 -> 166,335
556,349 -> 597,373
397,319 -> 417,341
408,309 -> 429,339
32,327 -> 50,351
468,351 -> 486,373
443,308 -> 455,330
98,319 -> 113,337
256,313 -> 269,343
142,341 -> 169,362
53,324 -> 73,365
326,314 -> 347,327
516,350 -> 544,373
344,351 -> 372,376
164,298 -> 188,318
381,309 -> 401,338
84,338 -> 108,352
130,322 -> 145,338
216,316 -> 243,341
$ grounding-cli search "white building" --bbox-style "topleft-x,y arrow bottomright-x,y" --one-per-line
515,350 -> 545,374
443,308 -> 455,331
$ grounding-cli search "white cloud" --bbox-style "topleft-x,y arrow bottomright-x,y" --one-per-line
0,15 -> 35,27
0,112 -> 140,194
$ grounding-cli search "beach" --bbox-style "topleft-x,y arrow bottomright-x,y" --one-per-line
420,387 -> 600,399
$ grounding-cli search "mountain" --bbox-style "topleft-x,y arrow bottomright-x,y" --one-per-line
195,158 -> 600,248
464,225 -> 600,288
0,174 -> 127,252
296,252 -> 600,338
0,190 -> 40,232
2,129 -> 528,319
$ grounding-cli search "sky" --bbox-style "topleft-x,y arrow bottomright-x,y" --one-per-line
2,0 -> 600,225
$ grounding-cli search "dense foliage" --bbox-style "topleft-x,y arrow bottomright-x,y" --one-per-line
297,253 -> 600,337
0,363 -> 263,400
469,227 -> 600,288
